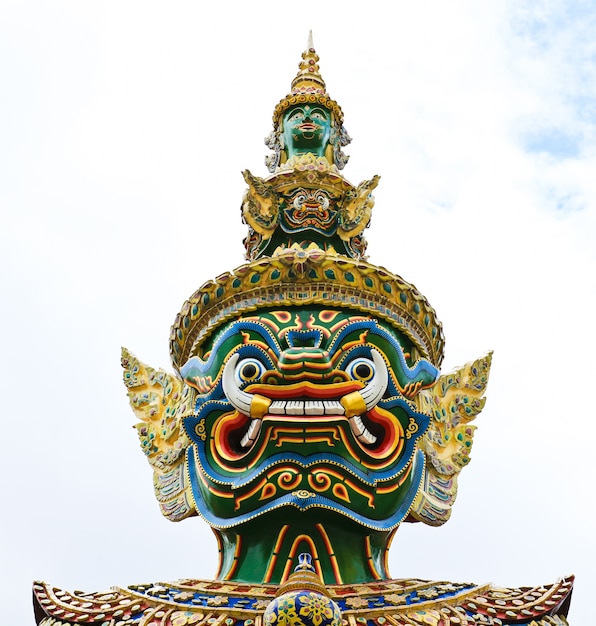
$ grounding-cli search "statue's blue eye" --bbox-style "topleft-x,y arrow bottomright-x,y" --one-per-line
345,357 -> 375,382
235,358 -> 266,385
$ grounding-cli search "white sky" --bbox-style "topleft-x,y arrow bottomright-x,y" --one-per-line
1,1 -> 595,623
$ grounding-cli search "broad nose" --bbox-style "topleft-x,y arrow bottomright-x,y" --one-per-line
277,347 -> 333,382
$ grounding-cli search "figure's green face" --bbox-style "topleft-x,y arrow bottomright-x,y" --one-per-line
181,308 -> 438,532
282,104 -> 332,158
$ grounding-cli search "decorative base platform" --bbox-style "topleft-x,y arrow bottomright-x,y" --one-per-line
33,575 -> 573,626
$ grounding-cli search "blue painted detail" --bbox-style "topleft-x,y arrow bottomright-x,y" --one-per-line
183,316 -> 438,405
130,580 -> 479,611
328,319 -> 439,388
181,320 -> 282,388
185,400 -> 233,440
187,448 -> 426,531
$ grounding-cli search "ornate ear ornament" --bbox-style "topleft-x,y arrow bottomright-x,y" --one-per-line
329,124 -> 351,170
264,129 -> 282,172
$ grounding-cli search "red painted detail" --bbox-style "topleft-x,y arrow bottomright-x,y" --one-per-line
213,411 -> 251,461
365,405 -> 404,458
247,380 -> 363,399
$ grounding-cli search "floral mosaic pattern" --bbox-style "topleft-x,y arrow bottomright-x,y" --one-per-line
33,576 -> 573,626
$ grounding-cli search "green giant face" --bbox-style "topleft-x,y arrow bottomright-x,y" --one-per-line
181,308 -> 438,534
282,104 -> 332,158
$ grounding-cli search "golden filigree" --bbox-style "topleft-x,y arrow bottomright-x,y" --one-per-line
241,170 -> 279,236
337,175 -> 379,240
121,348 -> 196,522
170,249 -> 444,371
410,352 -> 493,526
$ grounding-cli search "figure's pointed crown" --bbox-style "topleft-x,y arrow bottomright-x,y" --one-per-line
272,31 -> 344,129
291,31 -> 327,94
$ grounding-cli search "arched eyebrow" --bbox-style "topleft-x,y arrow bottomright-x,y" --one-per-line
286,107 -> 305,120
310,107 -> 330,119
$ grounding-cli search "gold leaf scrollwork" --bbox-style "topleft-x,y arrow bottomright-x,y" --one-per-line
405,417 -> 419,439
293,490 -> 315,499
195,418 -> 206,441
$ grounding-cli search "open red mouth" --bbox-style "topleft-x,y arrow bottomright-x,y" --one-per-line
214,350 -> 403,467
212,382 -> 403,467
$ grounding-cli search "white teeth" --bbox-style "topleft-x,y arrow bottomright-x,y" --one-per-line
258,398 -> 377,445
349,415 -> 377,445
224,349 -> 385,450
269,401 -> 286,415
304,400 -> 324,415
238,402 -> 376,448
285,400 -> 304,415
323,400 -> 344,415
240,419 -> 262,448
269,400 -> 346,416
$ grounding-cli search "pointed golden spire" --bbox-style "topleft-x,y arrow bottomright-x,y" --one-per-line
290,31 -> 327,95
271,33 -> 344,130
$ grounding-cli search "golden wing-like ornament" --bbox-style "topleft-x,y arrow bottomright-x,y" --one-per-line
121,347 -> 197,522
337,174 -> 380,240
409,352 -> 493,526
241,169 -> 280,236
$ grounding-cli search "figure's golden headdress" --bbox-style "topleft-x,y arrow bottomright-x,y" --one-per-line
170,35 -> 444,372
170,248 -> 444,372
271,31 -> 344,131
265,32 -> 351,172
